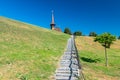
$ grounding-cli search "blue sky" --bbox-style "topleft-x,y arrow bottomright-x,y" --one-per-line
0,0 -> 120,36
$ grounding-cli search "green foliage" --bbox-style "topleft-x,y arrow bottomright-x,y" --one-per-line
64,27 -> 72,35
94,33 -> 116,48
118,36 -> 120,39
73,31 -> 82,36
89,32 -> 97,37
94,32 -> 116,67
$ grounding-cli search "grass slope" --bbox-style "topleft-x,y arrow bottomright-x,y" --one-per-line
0,16 -> 69,80
76,36 -> 120,80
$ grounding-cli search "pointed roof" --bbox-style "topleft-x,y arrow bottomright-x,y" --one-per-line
51,10 -> 55,24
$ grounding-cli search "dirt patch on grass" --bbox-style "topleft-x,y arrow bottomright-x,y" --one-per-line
75,36 -> 104,51
0,61 -> 29,80
111,40 -> 120,49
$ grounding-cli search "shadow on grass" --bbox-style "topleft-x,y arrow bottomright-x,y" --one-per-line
81,57 -> 100,63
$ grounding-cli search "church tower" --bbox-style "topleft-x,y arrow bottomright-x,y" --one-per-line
50,10 -> 55,30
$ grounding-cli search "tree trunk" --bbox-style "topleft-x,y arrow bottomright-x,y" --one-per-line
105,47 -> 108,67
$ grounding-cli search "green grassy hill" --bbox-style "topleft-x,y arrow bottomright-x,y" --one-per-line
76,36 -> 120,80
0,16 -> 69,80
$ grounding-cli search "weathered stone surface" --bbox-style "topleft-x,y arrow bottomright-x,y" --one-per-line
55,36 -> 80,80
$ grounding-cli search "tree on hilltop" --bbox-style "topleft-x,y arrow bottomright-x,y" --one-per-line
94,33 -> 116,67
89,32 -> 97,37
118,36 -> 120,39
64,28 -> 72,35
73,31 -> 82,36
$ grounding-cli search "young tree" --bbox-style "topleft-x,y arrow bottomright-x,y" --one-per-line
94,33 -> 116,67
89,32 -> 97,37
73,31 -> 82,36
118,36 -> 120,40
64,28 -> 72,35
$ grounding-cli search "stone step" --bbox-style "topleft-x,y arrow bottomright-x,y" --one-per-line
60,61 -> 71,64
62,57 -> 71,60
63,54 -> 71,56
55,75 -> 77,80
55,76 -> 69,80
60,62 -> 71,65
71,59 -> 78,62
60,64 -> 70,67
71,62 -> 78,66
56,68 -> 78,72
62,56 -> 71,59
56,73 -> 71,77
60,63 -> 71,66
56,70 -> 71,74
57,67 -> 78,71
71,51 -> 76,54
56,70 -> 78,74
60,60 -> 71,62
70,66 -> 79,70
56,73 -> 77,78
64,52 -> 71,54
56,77 -> 77,80
60,60 -> 71,63
72,54 -> 77,58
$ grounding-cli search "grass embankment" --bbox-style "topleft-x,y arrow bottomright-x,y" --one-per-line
0,16 -> 69,80
75,36 -> 120,80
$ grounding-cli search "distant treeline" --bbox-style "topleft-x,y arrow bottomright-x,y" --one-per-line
64,27 -> 120,39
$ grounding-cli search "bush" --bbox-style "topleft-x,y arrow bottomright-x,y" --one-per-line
73,31 -> 82,36
118,36 -> 120,39
89,32 -> 97,37
64,28 -> 72,35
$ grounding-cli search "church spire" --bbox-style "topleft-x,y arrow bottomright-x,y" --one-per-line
50,10 -> 55,30
51,10 -> 55,24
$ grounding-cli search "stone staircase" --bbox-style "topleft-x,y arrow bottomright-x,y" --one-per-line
55,36 -> 80,80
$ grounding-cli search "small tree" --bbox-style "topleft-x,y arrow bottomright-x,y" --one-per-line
94,33 -> 116,67
118,36 -> 120,40
89,32 -> 97,37
64,28 -> 72,35
73,31 -> 82,36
